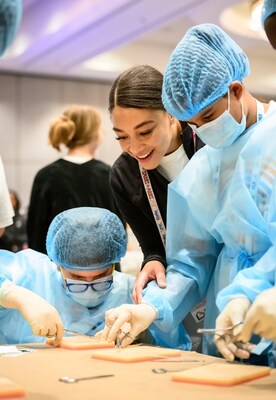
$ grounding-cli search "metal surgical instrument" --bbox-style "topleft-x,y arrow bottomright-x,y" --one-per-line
197,321 -> 243,336
63,329 -> 100,340
59,374 -> 114,383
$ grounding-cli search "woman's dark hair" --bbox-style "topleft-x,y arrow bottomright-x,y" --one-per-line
108,65 -> 165,113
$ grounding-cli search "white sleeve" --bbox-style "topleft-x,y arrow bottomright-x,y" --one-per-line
0,157 -> 14,228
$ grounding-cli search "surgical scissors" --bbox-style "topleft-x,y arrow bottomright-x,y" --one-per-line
197,321 -> 243,336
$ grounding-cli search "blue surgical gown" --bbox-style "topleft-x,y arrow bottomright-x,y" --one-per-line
0,249 -> 186,349
217,247 -> 276,308
143,101 -> 276,356
216,103 -> 276,308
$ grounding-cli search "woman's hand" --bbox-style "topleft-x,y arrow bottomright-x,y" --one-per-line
132,260 -> 166,303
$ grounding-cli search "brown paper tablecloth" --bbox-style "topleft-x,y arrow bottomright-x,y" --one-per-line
1,344 -> 276,400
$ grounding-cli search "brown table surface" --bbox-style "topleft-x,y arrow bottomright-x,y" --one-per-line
1,344 -> 276,400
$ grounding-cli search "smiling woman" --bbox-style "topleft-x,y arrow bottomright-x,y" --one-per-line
108,65 -> 204,308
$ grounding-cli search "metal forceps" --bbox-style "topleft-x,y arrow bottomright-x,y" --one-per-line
115,329 -> 136,349
197,322 -> 243,337
105,319 -> 136,349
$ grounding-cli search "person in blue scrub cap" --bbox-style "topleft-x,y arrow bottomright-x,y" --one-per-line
0,207 -> 130,345
0,0 -> 22,56
214,1 -> 276,364
262,0 -> 276,49
100,24 -> 276,367
0,207 -> 186,350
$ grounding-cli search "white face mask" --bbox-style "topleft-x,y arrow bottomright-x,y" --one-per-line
65,275 -> 114,308
190,90 -> 246,149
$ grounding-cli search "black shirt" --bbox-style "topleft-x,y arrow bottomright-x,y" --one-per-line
110,127 -> 204,269
27,158 -> 123,254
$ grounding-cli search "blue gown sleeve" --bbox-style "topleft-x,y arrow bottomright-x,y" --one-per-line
216,245 -> 276,310
0,271 -> 12,308
0,251 -> 16,285
142,149 -> 222,329
216,105 -> 276,310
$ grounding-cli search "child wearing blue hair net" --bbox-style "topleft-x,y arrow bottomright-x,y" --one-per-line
0,207 -> 186,349
101,24 -> 276,367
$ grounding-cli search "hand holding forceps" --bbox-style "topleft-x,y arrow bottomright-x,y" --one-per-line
198,322 -> 255,362
197,321 -> 243,338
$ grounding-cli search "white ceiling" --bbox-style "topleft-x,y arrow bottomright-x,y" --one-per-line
0,0 -> 275,96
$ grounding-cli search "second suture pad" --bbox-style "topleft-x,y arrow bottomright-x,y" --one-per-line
171,362 -> 271,386
91,345 -> 181,363
0,377 -> 25,398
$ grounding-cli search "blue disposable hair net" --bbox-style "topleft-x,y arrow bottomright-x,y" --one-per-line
46,207 -> 127,271
0,0 -> 22,56
162,24 -> 250,121
262,0 -> 276,26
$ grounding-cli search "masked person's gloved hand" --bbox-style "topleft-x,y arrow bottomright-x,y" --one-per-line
214,297 -> 254,362
100,303 -> 157,348
0,280 -> 63,346
240,287 -> 276,343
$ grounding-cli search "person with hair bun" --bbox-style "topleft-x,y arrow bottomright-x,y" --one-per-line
27,104 -> 122,255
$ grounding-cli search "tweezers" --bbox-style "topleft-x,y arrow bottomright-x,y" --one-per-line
197,321 -> 243,335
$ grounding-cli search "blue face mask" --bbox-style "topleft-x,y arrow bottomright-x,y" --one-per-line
65,275 -> 114,308
190,90 -> 246,149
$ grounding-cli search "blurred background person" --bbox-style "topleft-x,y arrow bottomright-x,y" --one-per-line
27,104 -> 123,261
0,0 -> 22,238
0,0 -> 22,56
0,161 -> 14,239
0,189 -> 28,252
